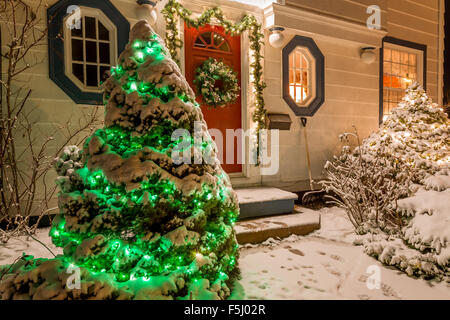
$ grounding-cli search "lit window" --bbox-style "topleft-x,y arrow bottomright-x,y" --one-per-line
289,48 -> 312,105
282,35 -> 324,117
194,31 -> 230,52
381,39 -> 426,120
63,8 -> 117,92
383,48 -> 418,115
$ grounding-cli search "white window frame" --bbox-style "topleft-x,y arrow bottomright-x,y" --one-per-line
63,7 -> 118,93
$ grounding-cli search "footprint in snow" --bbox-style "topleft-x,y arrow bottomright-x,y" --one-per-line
330,254 -> 344,262
381,283 -> 401,299
288,248 -> 305,256
358,275 -> 401,299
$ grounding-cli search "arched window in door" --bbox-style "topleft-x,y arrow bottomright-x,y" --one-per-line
194,31 -> 230,52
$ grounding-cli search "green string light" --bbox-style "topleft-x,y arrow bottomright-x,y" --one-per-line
44,18 -> 241,297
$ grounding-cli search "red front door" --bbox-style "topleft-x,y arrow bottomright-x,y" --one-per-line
184,24 -> 242,173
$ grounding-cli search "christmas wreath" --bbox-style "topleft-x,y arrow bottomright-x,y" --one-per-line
194,58 -> 240,108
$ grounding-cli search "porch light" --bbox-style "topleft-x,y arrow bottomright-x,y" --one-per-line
269,27 -> 285,48
360,47 -> 376,64
136,0 -> 157,26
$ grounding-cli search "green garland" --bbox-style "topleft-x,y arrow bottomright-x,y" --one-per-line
162,0 -> 267,164
194,58 -> 240,108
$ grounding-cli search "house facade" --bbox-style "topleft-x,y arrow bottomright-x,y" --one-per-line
3,0 -> 446,206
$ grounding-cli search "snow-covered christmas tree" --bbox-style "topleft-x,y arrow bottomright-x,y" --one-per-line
0,20 -> 240,300
365,83 -> 449,182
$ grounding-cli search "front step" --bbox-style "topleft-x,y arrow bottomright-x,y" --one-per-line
235,207 -> 321,244
235,187 -> 298,220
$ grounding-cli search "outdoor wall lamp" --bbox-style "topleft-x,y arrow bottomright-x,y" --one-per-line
360,47 -> 376,64
136,0 -> 157,26
269,27 -> 285,48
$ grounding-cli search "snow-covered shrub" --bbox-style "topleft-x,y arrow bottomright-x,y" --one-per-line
327,83 -> 450,280
53,146 -> 83,193
399,169 -> 450,266
354,169 -> 450,281
323,83 -> 449,233
364,84 -> 449,184
356,232 -> 448,280
322,130 -> 413,232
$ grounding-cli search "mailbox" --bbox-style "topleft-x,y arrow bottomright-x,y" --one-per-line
266,113 -> 292,131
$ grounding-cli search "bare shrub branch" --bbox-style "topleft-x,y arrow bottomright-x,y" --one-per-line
0,0 -> 101,242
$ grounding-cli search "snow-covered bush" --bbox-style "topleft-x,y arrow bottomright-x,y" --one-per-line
54,146 -> 83,193
357,169 -> 450,281
364,84 -> 449,184
325,84 -> 450,280
323,83 -> 449,233
322,130 -> 413,232
399,169 -> 450,266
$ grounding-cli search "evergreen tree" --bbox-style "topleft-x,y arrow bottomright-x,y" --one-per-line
0,21 -> 240,300
366,83 -> 449,183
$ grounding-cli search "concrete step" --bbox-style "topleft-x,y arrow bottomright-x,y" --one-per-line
235,187 -> 298,220
235,207 -> 321,244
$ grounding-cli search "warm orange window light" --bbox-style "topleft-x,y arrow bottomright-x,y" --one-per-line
289,49 -> 310,105
383,47 -> 418,116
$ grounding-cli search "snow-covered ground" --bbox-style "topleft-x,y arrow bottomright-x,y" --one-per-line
1,207 -> 449,300
239,207 -> 450,300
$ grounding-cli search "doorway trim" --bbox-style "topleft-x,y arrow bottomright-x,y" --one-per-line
179,15 -> 254,180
